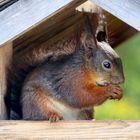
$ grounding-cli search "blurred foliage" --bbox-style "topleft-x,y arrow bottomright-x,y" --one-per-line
95,33 -> 140,120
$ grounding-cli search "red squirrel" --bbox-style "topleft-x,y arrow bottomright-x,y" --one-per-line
7,13 -> 124,121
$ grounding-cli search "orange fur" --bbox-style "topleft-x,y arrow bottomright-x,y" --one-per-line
69,68 -> 123,108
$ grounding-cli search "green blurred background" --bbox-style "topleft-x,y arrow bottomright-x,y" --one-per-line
95,33 -> 140,120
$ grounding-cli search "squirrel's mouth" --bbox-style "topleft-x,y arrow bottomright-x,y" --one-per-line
96,81 -> 123,100
96,81 -> 109,86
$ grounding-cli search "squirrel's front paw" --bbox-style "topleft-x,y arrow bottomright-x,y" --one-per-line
47,111 -> 63,122
107,85 -> 123,100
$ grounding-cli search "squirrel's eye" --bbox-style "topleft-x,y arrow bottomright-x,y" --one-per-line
102,60 -> 112,70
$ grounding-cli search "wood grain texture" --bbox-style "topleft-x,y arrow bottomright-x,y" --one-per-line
0,0 -> 137,49
0,43 -> 12,119
0,0 -> 18,12
91,0 -> 140,31
105,11 -> 137,47
13,11 -> 137,56
13,8 -> 84,53
0,0 -> 86,46
13,1 -> 137,54
0,120 -> 139,139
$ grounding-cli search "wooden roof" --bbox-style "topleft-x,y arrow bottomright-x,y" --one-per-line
92,0 -> 140,31
0,0 -> 138,49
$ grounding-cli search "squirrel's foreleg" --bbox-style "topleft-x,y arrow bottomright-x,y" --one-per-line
21,84 -> 63,122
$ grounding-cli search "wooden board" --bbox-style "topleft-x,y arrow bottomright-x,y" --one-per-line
0,0 -> 86,46
13,11 -> 137,55
105,11 -> 137,47
12,1 -> 137,55
0,43 -> 12,119
0,0 -> 18,12
91,0 -> 140,31
0,120 -> 139,139
0,0 -> 137,50
13,7 -> 84,53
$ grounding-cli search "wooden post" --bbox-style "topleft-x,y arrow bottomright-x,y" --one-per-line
0,43 -> 12,119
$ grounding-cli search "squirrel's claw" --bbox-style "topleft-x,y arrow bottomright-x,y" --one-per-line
109,85 -> 123,100
48,112 -> 63,122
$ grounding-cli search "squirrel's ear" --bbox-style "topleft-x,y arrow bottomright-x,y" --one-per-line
95,8 -> 108,42
79,14 -> 97,50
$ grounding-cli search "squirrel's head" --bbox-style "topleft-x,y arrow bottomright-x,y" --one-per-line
80,32 -> 124,86
92,40 -> 124,86
79,15 -> 125,87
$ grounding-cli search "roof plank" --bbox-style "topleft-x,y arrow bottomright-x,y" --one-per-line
91,0 -> 140,31
0,0 -> 86,46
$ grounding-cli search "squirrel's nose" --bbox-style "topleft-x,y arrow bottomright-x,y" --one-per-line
119,77 -> 125,84
111,76 -> 125,84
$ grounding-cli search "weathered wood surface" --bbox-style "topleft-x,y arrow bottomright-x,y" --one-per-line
13,1 -> 137,54
0,0 -> 138,49
105,11 -> 137,47
91,0 -> 140,31
0,120 -> 139,139
0,0 -> 18,12
13,6 -> 84,53
0,43 -> 12,119
0,0 -> 86,46
0,0 -> 138,50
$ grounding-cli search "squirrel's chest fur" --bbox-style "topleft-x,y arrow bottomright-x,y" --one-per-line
46,96 -> 88,120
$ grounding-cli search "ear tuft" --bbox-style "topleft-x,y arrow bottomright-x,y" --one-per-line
80,32 -> 96,49
79,14 -> 97,49
95,8 -> 108,42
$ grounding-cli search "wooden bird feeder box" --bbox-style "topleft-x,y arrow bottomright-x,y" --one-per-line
0,0 -> 140,139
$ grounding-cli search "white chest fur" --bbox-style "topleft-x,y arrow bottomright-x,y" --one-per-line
47,97 -> 82,120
